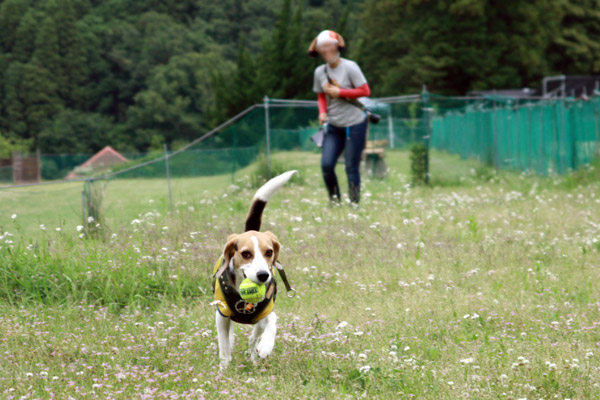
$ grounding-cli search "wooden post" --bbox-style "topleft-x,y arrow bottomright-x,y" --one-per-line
12,151 -> 21,184
36,148 -> 41,182
264,96 -> 271,179
163,143 -> 173,211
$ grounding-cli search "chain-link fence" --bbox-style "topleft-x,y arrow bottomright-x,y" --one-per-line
2,93 -> 599,237
430,95 -> 600,174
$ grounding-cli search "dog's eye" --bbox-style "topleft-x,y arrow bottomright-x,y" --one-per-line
265,249 -> 273,257
241,251 -> 252,259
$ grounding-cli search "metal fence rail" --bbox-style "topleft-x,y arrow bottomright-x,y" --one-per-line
2,93 -> 599,234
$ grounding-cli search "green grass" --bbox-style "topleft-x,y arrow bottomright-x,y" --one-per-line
0,149 -> 599,399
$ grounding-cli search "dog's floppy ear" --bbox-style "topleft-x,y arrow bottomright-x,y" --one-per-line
223,234 -> 239,265
263,231 -> 280,264
308,37 -> 318,57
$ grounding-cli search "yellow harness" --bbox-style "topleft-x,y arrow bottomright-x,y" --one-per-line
212,256 -> 276,324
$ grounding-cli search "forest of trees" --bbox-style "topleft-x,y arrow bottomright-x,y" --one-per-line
0,0 -> 599,156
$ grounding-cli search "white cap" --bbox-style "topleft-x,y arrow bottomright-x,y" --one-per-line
316,30 -> 338,48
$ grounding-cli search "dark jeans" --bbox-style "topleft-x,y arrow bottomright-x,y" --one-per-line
321,117 -> 367,203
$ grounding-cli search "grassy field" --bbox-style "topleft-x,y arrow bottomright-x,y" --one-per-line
1,150 -> 599,399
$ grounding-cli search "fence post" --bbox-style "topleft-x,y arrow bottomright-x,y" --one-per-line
421,85 -> 431,184
595,98 -> 600,157
561,100 -> 568,172
515,105 -> 520,171
231,127 -> 237,182
81,184 -> 87,236
492,100 -> 498,173
552,102 -> 559,173
539,104 -> 544,174
264,95 -> 272,179
163,143 -> 173,211
36,148 -> 41,182
12,151 -> 20,184
388,109 -> 395,148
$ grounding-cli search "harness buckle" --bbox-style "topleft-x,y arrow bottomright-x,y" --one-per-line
286,288 -> 296,298
234,299 -> 256,314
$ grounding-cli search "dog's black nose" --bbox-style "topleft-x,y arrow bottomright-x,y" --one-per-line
256,271 -> 270,283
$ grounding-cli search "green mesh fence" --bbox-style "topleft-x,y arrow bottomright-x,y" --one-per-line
40,154 -> 92,180
30,99 -> 428,185
5,94 -> 600,238
6,94 -> 599,187
0,166 -> 11,183
370,99 -> 429,146
431,96 -> 600,174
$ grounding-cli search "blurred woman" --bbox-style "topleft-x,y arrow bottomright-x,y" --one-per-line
308,30 -> 371,204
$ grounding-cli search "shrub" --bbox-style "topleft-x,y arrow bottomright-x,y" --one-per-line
83,179 -> 105,237
250,153 -> 304,188
410,142 -> 428,185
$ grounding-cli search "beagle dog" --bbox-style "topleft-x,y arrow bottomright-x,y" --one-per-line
213,170 -> 296,369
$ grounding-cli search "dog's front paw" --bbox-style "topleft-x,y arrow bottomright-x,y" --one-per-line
255,337 -> 274,359
219,358 -> 231,371
250,348 -> 258,363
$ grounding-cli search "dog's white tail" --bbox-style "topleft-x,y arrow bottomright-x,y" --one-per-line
245,170 -> 297,232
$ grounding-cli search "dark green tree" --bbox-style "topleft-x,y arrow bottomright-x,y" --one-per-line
127,51 -> 227,149
75,14 -> 112,113
260,0 -> 316,99
0,53 -> 11,132
208,44 -> 257,126
44,0 -> 88,107
548,0 -> 600,75
0,0 -> 29,53
38,110 -> 114,153
3,62 -> 62,142
357,0 -> 562,95
32,16 -> 62,77
13,8 -> 42,63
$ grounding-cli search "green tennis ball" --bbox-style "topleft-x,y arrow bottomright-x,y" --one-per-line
239,278 -> 266,303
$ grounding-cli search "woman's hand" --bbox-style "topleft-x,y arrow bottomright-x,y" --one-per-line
319,113 -> 328,125
324,83 -> 340,98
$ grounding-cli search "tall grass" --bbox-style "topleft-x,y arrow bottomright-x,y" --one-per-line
0,150 -> 599,399
249,153 -> 305,188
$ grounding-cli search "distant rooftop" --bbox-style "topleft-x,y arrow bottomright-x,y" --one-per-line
66,146 -> 127,179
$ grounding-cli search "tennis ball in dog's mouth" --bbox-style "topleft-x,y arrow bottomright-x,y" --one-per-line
239,278 -> 266,303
